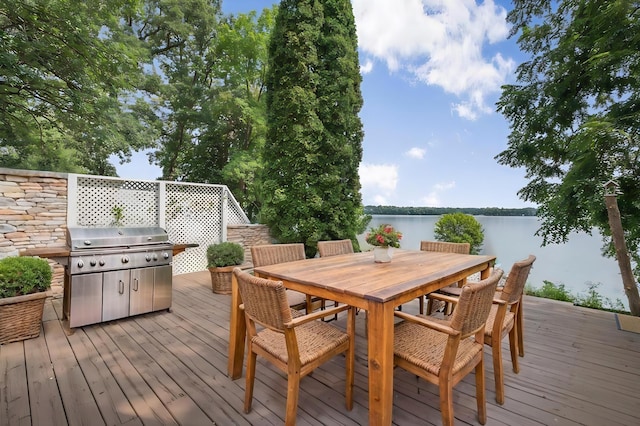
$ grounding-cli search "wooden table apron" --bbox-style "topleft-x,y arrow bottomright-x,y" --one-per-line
228,249 -> 495,426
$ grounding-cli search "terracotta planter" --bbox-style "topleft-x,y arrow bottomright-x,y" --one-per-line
0,291 -> 48,344
209,265 -> 236,294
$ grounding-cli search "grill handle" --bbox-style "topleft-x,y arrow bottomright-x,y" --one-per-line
133,278 -> 139,292
119,280 -> 125,294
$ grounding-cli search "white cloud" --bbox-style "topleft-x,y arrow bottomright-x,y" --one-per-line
359,163 -> 399,204
352,0 -> 515,120
405,147 -> 426,159
422,181 -> 456,206
360,59 -> 374,74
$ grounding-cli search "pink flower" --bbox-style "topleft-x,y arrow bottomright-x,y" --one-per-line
376,235 -> 384,244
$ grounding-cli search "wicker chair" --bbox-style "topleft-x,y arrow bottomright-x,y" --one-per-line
317,239 -> 354,320
393,268 -> 503,426
251,243 -> 316,313
429,255 -> 536,404
233,268 -> 355,426
317,239 -> 354,257
419,240 -> 471,315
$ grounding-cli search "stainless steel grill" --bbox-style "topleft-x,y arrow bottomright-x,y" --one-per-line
63,227 -> 174,328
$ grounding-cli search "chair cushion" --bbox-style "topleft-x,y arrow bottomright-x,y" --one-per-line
394,320 -> 483,376
253,321 -> 349,365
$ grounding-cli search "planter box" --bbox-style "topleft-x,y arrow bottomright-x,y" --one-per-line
209,263 -> 252,294
0,291 -> 48,344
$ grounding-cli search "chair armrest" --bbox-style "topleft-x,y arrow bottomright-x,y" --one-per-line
287,304 -> 351,327
427,293 -> 460,304
492,298 -> 508,305
394,311 -> 460,336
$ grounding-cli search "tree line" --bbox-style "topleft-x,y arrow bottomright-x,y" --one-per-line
364,206 -> 537,217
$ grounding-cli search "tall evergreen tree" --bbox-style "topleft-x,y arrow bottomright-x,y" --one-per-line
261,0 -> 365,257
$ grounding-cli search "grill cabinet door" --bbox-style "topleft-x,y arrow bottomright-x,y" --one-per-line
130,267 -> 154,315
67,272 -> 103,328
153,265 -> 172,311
103,270 -> 130,322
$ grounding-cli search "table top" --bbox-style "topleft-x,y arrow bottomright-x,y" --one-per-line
253,249 -> 496,305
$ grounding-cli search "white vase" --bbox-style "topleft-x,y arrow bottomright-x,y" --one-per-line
373,246 -> 393,263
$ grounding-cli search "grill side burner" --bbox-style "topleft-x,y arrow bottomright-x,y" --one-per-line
64,227 -> 174,328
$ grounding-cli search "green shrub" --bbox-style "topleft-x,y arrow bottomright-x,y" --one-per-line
434,212 -> 484,254
0,256 -> 52,298
574,282 -> 626,312
525,280 -> 574,302
206,242 -> 245,267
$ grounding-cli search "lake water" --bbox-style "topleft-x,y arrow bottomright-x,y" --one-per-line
357,215 -> 629,309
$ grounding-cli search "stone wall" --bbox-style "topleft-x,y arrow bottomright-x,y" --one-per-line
0,168 -> 68,296
226,224 -> 272,265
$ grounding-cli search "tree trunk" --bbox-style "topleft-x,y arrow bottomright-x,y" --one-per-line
605,195 -> 640,315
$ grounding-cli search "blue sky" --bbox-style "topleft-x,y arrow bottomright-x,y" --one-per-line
115,0 -> 533,209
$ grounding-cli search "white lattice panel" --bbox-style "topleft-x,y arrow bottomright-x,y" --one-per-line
75,177 -> 159,227
68,175 -> 250,276
166,183 -> 225,274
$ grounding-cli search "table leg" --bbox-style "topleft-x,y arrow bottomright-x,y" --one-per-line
228,273 -> 246,379
367,300 -> 395,425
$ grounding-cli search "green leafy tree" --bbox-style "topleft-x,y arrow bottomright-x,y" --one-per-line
0,0 -> 152,173
434,213 -> 484,254
497,0 -> 640,313
261,0 -> 365,257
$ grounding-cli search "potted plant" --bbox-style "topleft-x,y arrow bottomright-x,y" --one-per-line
0,256 -> 52,344
207,242 -> 245,294
365,224 -> 402,263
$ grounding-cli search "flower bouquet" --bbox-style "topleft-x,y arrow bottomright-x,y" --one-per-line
366,224 -> 402,263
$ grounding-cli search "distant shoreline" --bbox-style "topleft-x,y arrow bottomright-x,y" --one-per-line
364,206 -> 537,217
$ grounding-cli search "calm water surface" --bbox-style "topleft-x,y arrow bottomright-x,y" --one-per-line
357,215 -> 628,308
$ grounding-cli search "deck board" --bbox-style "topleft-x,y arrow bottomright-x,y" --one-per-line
2,270 -> 640,425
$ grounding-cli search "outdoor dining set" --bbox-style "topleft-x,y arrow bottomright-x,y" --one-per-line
226,240 -> 535,426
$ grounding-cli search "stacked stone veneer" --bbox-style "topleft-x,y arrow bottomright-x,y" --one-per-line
227,224 -> 272,266
0,168 -> 68,297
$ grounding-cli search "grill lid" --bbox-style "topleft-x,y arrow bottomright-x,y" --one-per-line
67,227 -> 170,250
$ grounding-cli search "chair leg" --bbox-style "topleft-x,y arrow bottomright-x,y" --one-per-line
419,295 -> 425,315
244,350 -> 257,413
285,367 -> 301,426
425,296 -> 433,315
517,298 -> 525,356
492,341 -> 505,405
439,380 -> 455,426
509,325 -> 520,373
475,358 -> 487,425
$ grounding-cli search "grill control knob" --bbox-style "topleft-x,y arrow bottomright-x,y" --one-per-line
122,256 -> 130,264
89,259 -> 97,267
77,259 -> 84,268
163,252 -> 170,260
145,254 -> 152,262
153,253 -> 158,261
99,259 -> 106,266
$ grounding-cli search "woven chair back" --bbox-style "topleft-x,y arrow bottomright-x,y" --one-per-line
420,240 -> 470,254
251,243 -> 306,267
499,255 -> 536,305
233,268 -> 292,332
317,239 -> 354,257
449,268 -> 503,336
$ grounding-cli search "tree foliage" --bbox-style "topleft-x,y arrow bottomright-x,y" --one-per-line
433,213 -> 485,254
261,0 -> 365,257
497,1 -> 640,275
0,0 -> 153,173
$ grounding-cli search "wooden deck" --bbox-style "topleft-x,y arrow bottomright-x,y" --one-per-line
2,270 -> 640,425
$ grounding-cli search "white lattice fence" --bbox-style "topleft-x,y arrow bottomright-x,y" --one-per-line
68,174 -> 250,274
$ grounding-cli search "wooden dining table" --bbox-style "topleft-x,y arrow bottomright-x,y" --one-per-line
228,249 -> 496,426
